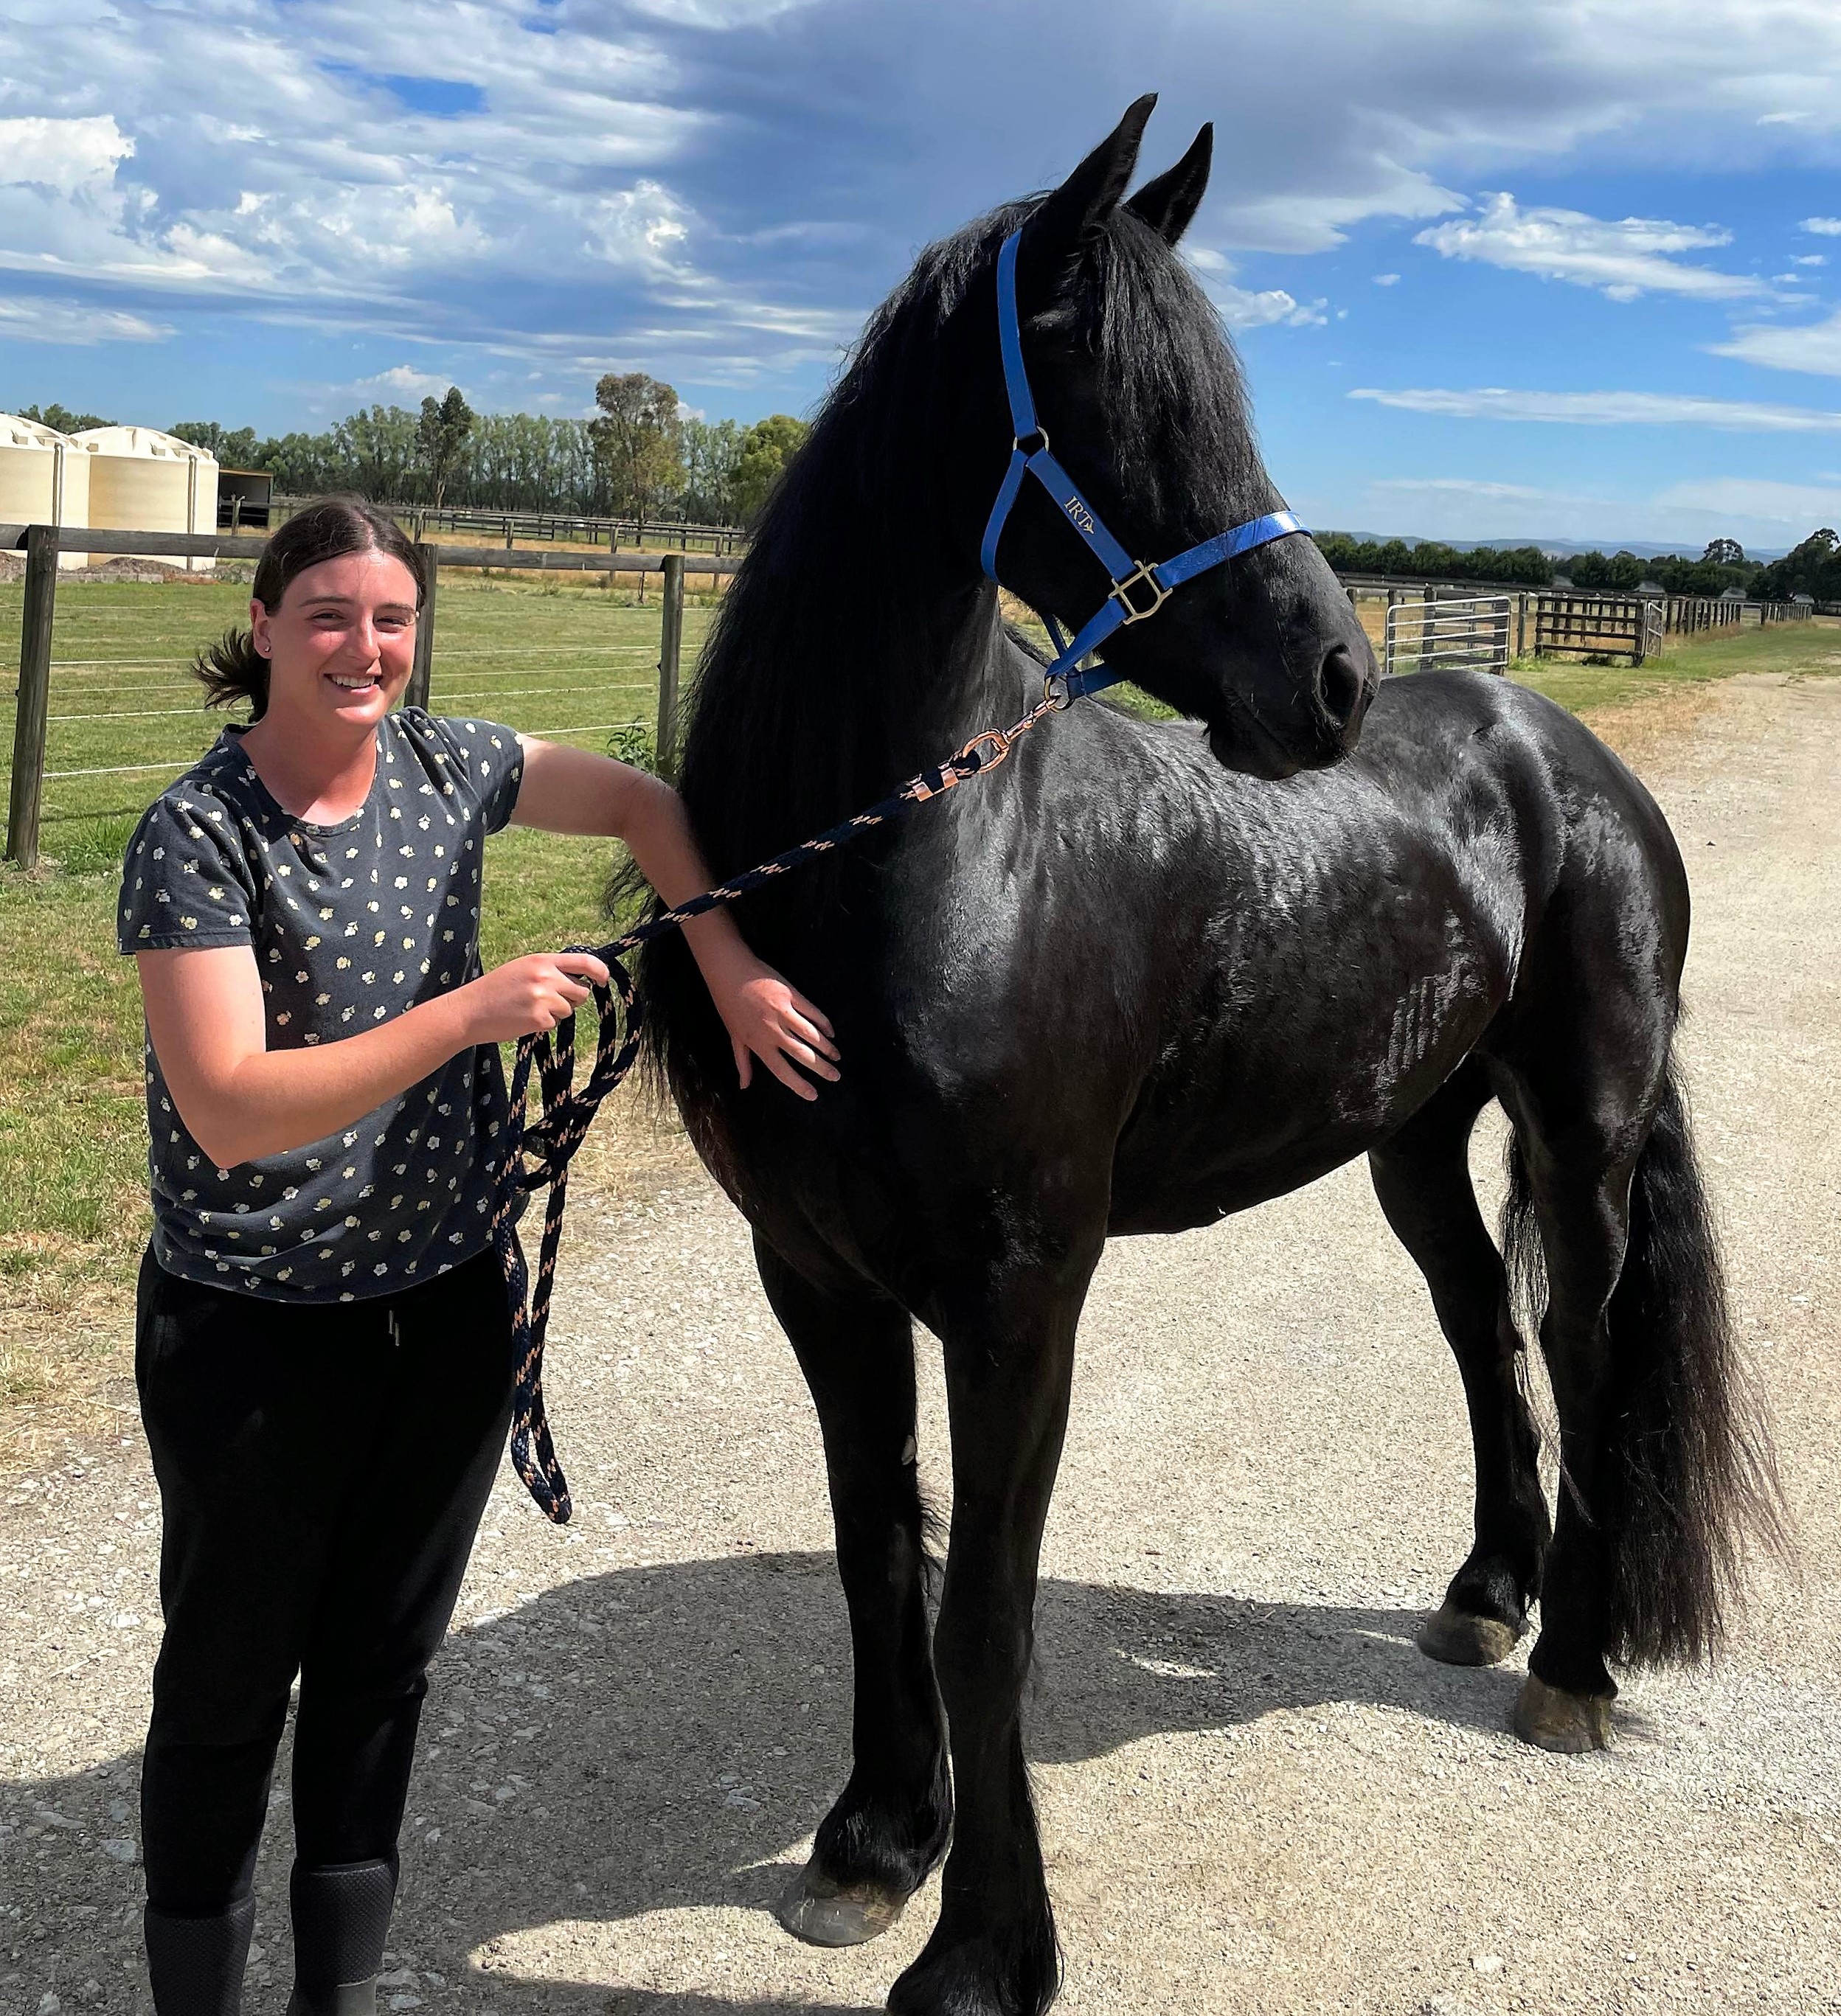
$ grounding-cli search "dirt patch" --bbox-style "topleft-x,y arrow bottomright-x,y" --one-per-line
0,555 -> 252,586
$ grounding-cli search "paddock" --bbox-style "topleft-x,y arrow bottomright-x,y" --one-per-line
1,664 -> 1837,2012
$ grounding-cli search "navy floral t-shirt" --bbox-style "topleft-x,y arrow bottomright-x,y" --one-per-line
117,709 -> 524,1303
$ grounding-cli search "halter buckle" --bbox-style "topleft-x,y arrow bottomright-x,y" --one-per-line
1110,560 -> 1170,625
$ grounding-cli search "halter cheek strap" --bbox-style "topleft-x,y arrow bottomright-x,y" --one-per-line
980,229 -> 1307,703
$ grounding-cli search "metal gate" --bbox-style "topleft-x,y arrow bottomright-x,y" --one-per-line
1383,593 -> 1511,677
1532,593 -> 1657,665
1643,598 -> 1664,661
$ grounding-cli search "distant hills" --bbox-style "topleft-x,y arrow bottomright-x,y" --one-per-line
1328,531 -> 1792,562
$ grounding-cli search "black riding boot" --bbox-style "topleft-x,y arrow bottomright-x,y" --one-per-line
285,1857 -> 398,2016
144,1897 -> 257,2015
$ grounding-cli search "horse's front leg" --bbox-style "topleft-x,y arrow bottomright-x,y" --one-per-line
754,1234 -> 953,1947
890,1237 -> 1097,2016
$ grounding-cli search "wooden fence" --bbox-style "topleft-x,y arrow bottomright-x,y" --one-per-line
3,524 -> 743,869
287,498 -> 748,556
7,524 -> 1829,866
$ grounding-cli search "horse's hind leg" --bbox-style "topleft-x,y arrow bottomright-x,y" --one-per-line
1491,1102 -> 1640,1753
1369,1060 -> 1550,1666
753,1235 -> 951,1947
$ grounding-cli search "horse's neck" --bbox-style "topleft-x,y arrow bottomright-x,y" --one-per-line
751,571 -> 1018,828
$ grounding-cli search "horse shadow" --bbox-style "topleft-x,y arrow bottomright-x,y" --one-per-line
14,1552 -> 1525,2010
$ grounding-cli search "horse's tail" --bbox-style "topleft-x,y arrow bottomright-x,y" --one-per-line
1502,1050 -> 1784,1666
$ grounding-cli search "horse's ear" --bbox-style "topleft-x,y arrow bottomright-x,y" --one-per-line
1025,94 -> 1158,293
1126,123 -> 1212,246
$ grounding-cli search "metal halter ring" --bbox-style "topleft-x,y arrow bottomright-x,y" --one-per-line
1044,672 -> 1073,710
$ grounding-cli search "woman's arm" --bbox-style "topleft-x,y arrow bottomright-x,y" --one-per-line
512,737 -> 842,1099
138,942 -> 609,1169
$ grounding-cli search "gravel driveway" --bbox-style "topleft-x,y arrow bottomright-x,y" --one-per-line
4,672 -> 1837,2015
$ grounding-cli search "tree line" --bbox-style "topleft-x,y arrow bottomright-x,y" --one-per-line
20,375 -> 808,530
13,394 -> 1840,596
1317,529 -> 1838,601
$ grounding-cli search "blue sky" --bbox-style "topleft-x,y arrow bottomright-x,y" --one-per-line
4,0 -> 1841,551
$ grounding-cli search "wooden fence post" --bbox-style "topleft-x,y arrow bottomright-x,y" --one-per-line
407,544 -> 438,712
6,525 -> 59,869
656,554 -> 685,782
1515,593 -> 1527,658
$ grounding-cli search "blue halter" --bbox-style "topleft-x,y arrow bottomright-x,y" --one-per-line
980,229 -> 1308,704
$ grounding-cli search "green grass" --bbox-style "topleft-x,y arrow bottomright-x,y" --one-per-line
1,583 -> 1836,1437
1507,617 -> 1841,713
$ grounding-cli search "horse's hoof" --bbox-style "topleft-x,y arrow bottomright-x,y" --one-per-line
1418,1599 -> 1525,1667
774,1861 -> 908,1947
1511,1672 -> 1613,1753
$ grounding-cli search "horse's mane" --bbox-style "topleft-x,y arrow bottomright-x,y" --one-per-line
634,189 -> 1262,1104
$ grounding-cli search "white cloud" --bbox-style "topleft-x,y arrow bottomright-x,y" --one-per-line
0,295 -> 172,344
1349,386 -> 1841,431
1188,247 -> 1328,328
1803,218 -> 1841,235
1373,272 -> 1401,286
0,117 -> 132,197
1415,194 -> 1763,302
1370,477 -> 1553,501
1713,311 -> 1841,378
1213,284 -> 1328,330
1652,476 -> 1841,525
1790,254 -> 1828,266
1213,173 -> 1463,257
353,365 -> 454,400
624,0 -> 819,21
586,181 -> 693,271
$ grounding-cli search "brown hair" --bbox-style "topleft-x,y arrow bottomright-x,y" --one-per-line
193,496 -> 426,719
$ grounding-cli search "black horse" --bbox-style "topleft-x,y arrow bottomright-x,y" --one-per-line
635,98 -> 1778,2016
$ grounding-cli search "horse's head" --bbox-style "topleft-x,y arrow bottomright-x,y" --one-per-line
954,97 -> 1376,779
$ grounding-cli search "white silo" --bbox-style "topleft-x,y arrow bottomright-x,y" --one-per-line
0,414 -> 92,569
71,425 -> 218,573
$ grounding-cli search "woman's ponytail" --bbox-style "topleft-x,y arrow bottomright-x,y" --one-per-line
193,627 -> 271,717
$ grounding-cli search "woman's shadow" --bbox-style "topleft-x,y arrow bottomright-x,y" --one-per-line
17,1552 -> 1522,2011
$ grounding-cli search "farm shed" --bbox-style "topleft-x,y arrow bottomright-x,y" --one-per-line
215,466 -> 272,530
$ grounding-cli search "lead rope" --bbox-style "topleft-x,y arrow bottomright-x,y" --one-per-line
491,688 -> 1059,1522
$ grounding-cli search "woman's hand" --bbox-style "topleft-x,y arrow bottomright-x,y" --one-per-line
460,951 -> 611,1043
503,739 -> 839,1096
717,963 -> 842,1101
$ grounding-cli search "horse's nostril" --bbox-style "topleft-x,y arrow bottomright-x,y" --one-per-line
1316,643 -> 1367,734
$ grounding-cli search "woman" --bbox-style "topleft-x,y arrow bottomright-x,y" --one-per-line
119,498 -> 839,2014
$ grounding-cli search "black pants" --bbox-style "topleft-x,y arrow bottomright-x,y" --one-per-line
135,1246 -> 514,1914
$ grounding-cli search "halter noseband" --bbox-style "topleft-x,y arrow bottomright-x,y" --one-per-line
980,229 -> 1308,705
